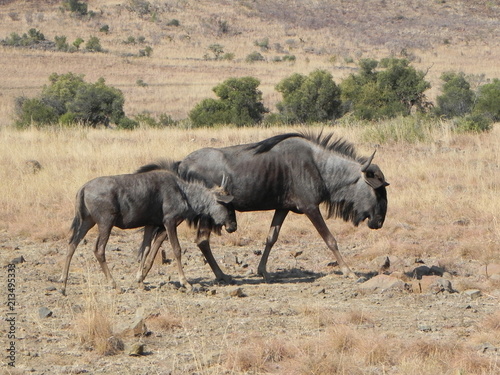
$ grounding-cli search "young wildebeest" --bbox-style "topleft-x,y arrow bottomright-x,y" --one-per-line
173,132 -> 389,282
60,167 -> 235,295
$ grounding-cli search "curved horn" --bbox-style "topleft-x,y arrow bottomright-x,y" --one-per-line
361,150 -> 376,172
220,174 -> 228,190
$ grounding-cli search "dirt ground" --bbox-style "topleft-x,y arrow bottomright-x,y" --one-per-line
1,220 -> 499,374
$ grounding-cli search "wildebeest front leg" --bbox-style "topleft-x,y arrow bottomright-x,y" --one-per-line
305,207 -> 356,278
196,217 -> 231,283
136,225 -> 155,262
257,209 -> 289,281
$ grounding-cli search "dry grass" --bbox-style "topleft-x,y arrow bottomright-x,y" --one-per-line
73,285 -> 123,356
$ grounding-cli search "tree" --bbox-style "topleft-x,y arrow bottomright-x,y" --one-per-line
340,58 -> 431,120
435,72 -> 475,118
189,77 -> 267,127
276,70 -> 341,123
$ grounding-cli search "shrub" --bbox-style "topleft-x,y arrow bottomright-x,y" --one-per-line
85,36 -> 102,52
15,73 -> 127,127
474,78 -> 500,122
14,97 -> 58,128
455,114 -> 492,133
62,0 -> 88,16
117,116 -> 139,130
55,35 -> 69,51
166,19 -> 180,27
276,70 -> 342,123
134,112 -> 176,127
73,37 -> 84,49
138,46 -> 153,57
341,58 -> 431,120
208,44 -> 224,60
2,28 -> 45,47
435,72 -> 475,118
245,51 -> 265,63
99,25 -> 110,34
189,77 -> 267,127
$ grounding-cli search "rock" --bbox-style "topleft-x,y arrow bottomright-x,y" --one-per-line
128,343 -> 145,356
229,287 -> 246,298
464,289 -> 482,299
131,317 -> 148,337
414,276 -> 454,294
483,263 -> 500,278
39,307 -> 52,319
358,275 -> 409,294
11,256 -> 26,264
24,159 -> 42,174
411,265 -> 431,279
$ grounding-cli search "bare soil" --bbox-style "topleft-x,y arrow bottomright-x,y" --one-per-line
2,221 -> 499,374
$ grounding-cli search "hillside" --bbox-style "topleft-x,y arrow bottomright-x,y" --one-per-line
0,0 -> 500,126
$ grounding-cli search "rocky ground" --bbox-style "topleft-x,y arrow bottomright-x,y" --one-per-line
1,227 -> 499,374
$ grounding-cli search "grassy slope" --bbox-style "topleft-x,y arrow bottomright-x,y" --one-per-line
0,0 -> 500,125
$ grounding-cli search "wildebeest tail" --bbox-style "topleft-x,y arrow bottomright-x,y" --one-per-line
135,159 -> 180,174
69,188 -> 86,244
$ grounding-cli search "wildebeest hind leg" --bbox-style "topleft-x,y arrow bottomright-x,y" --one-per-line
166,222 -> 191,289
94,224 -> 117,289
60,216 -> 95,295
257,209 -> 289,282
305,208 -> 356,278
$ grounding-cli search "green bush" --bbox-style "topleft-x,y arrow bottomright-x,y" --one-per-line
275,70 -> 342,124
474,78 -> 500,122
134,112 -> 176,127
138,46 -> 153,57
455,114 -> 492,133
189,77 -> 267,127
117,116 -> 139,130
55,35 -> 69,51
14,97 -> 58,128
245,51 -> 265,63
2,28 -> 45,47
435,72 -> 475,118
62,0 -> 88,16
85,36 -> 102,52
15,73 -> 127,128
340,58 -> 431,120
73,37 -> 84,49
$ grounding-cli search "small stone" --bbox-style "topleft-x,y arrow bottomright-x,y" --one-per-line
39,307 -> 52,319
129,343 -> 145,356
11,256 -> 26,264
358,275 -> 409,294
464,289 -> 482,299
229,287 -> 246,297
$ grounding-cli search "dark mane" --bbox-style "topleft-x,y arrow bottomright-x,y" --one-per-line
135,159 -> 180,174
250,131 -> 366,163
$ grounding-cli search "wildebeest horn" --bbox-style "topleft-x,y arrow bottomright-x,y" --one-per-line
221,174 -> 228,190
361,150 -> 376,172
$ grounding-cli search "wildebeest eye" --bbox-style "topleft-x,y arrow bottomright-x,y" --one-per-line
365,171 -> 374,178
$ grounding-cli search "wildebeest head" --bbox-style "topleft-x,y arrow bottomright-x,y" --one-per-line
355,151 -> 389,229
209,175 -> 237,233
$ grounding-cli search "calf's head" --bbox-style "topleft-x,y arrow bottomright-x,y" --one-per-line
210,175 -> 237,233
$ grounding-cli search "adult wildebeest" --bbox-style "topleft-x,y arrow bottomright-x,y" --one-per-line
59,166 -> 236,295
175,132 -> 389,282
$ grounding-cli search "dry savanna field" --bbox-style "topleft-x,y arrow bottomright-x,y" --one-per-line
1,1 -> 500,374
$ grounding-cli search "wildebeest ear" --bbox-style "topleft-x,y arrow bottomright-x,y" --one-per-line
363,165 -> 389,189
216,193 -> 234,204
